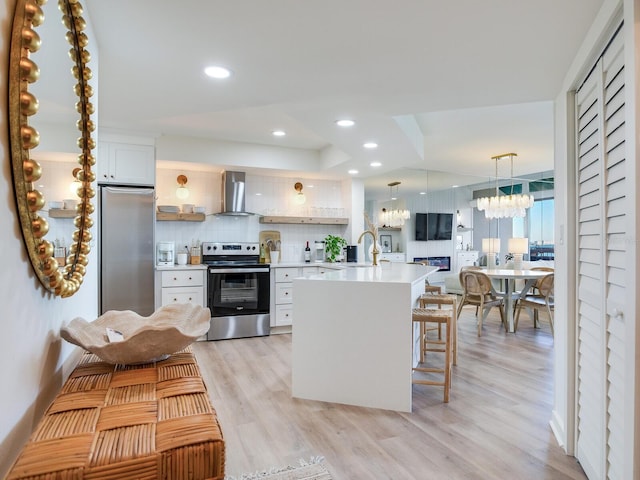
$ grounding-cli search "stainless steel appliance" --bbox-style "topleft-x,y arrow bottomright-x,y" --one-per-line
214,171 -> 256,216
99,186 -> 155,316
203,242 -> 270,340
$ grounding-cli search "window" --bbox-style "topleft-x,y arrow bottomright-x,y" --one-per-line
512,198 -> 554,259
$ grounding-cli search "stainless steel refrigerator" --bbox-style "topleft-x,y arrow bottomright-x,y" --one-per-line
99,186 -> 155,316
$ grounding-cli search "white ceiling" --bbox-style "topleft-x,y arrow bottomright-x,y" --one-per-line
54,1 -> 605,199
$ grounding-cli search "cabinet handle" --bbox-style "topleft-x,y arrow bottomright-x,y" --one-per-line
173,277 -> 177,281
173,298 -> 177,301
188,277 -> 192,280
110,175 -> 115,178
285,292 -> 289,296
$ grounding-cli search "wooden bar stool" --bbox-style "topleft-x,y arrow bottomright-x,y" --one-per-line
411,307 -> 453,402
424,282 -> 442,294
418,293 -> 458,365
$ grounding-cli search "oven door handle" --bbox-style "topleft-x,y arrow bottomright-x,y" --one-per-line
209,267 -> 270,274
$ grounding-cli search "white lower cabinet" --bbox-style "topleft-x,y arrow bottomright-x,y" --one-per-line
273,267 -> 299,327
379,253 -> 406,263
456,251 -> 478,272
156,268 -> 206,308
271,265 -> 328,327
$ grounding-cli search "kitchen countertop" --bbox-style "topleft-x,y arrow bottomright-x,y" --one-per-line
274,261 -> 435,284
156,264 -> 208,271
270,261 -> 366,269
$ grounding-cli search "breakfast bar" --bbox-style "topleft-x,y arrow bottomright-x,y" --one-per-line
291,263 -> 437,412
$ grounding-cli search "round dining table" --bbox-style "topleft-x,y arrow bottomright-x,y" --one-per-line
483,268 -> 551,332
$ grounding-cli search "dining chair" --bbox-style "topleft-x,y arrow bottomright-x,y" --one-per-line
529,266 -> 554,295
457,269 -> 507,336
514,273 -> 554,335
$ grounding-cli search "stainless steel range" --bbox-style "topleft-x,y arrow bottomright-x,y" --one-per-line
203,242 -> 270,340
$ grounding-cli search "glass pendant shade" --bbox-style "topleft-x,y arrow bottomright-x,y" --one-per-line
477,153 -> 534,219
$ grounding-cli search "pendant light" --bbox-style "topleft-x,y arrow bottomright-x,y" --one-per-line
477,153 -> 534,219
379,181 -> 410,227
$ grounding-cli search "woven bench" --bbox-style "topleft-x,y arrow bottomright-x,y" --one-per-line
7,347 -> 225,480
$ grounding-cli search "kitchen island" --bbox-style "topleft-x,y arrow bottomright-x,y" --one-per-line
292,262 -> 437,412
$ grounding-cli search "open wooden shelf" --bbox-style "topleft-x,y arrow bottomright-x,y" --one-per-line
48,208 -> 77,218
156,212 -> 206,222
260,216 -> 348,225
379,226 -> 401,231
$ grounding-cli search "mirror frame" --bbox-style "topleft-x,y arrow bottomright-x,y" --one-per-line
9,0 -> 96,297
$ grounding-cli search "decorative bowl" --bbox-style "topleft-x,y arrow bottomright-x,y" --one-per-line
60,303 -> 211,365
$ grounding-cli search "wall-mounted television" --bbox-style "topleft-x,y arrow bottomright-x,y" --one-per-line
415,213 -> 453,241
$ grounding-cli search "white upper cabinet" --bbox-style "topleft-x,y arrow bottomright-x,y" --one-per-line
98,141 -> 155,186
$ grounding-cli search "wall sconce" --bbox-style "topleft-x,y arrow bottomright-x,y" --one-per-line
69,167 -> 82,195
294,182 -> 306,205
176,174 -> 189,200
482,237 -> 501,269
508,237 -> 529,270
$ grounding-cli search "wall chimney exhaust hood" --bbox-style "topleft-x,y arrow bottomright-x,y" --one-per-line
216,171 -> 255,216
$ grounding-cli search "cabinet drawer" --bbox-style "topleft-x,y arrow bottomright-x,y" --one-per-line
161,286 -> 204,306
275,267 -> 301,282
275,304 -> 293,326
275,283 -> 293,304
161,269 -> 204,287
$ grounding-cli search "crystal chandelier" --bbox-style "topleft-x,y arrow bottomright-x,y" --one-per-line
477,153 -> 534,219
379,181 -> 410,227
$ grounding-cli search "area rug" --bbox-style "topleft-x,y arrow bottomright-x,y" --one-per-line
225,456 -> 332,480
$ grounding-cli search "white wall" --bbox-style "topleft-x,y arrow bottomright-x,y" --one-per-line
0,5 -> 99,477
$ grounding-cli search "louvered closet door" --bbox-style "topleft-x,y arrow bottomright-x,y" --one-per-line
575,25 -> 626,480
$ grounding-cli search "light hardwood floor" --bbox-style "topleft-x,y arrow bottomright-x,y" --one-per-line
193,308 -> 586,479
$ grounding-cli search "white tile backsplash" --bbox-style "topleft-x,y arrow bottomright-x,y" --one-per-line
155,168 -> 350,259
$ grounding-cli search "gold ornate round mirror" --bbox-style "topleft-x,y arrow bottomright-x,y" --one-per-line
9,0 -> 95,297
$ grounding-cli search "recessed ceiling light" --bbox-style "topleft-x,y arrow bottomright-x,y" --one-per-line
255,193 -> 262,196
348,169 -> 359,175
419,192 -> 426,195
272,130 -> 286,137
204,65 -> 232,79
363,142 -> 378,149
370,161 -> 382,167
336,119 -> 355,127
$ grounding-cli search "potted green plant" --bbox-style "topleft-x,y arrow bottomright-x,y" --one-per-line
324,234 -> 347,262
